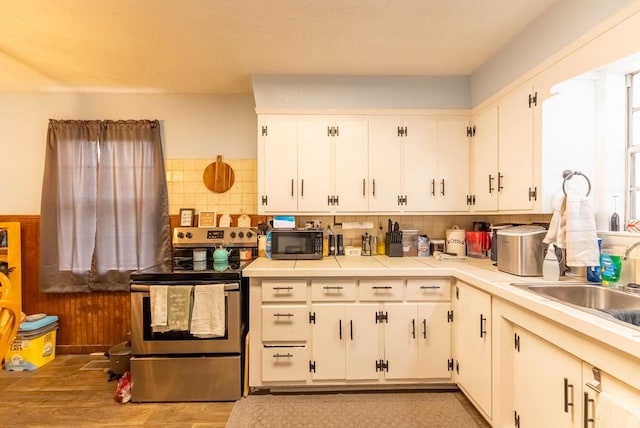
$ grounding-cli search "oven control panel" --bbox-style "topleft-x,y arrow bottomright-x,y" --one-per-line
173,227 -> 257,248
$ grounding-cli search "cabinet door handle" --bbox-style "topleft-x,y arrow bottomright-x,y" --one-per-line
479,314 -> 487,338
411,319 -> 416,339
273,312 -> 294,318
498,172 -> 504,191
564,377 -> 574,413
372,179 -> 376,196
290,179 -> 294,196
431,179 -> 436,196
423,319 -> 427,339
301,179 -> 304,197
339,319 -> 342,340
440,179 -> 445,196
350,320 -> 353,340
273,353 -> 293,358
489,174 -> 495,193
362,179 -> 366,196
583,392 -> 595,427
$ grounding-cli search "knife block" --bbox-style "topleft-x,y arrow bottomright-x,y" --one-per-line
385,233 -> 403,257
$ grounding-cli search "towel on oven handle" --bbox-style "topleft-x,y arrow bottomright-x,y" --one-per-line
149,285 -> 169,333
167,285 -> 193,331
190,284 -> 226,338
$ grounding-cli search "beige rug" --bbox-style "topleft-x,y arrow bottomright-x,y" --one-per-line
226,391 -> 485,428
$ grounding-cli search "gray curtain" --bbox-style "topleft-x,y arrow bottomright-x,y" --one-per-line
40,120 -> 171,292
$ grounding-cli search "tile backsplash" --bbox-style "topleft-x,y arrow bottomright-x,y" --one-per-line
297,214 -> 553,247
164,157 -> 551,239
165,158 -> 258,216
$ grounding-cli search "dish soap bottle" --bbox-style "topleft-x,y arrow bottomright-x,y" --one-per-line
543,244 -> 560,281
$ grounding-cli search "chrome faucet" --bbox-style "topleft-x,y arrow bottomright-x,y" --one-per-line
623,241 -> 640,260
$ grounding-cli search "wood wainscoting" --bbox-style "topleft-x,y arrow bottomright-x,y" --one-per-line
0,214 -> 266,354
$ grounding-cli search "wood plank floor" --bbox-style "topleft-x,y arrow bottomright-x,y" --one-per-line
0,354 -> 490,427
0,354 -> 233,427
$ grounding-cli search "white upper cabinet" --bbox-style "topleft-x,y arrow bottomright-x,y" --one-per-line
470,83 -> 537,212
258,117 -> 299,213
470,106 -> 499,211
258,116 -> 368,214
368,118 -> 403,212
431,119 -> 471,212
259,113 -> 470,214
402,118 -> 438,212
297,120 -> 335,212
498,83 -> 536,211
334,119 -> 370,212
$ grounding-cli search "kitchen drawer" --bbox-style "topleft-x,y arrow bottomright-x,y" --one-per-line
261,280 -> 307,302
311,279 -> 357,301
359,279 -> 403,301
261,346 -> 307,382
406,278 -> 451,301
261,305 -> 308,341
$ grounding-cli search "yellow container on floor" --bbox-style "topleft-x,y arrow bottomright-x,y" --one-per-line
5,315 -> 58,371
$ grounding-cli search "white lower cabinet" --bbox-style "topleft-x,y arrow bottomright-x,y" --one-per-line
512,326 -> 582,427
310,303 -> 380,381
453,281 -> 492,419
261,346 -> 308,382
385,303 -> 451,380
252,277 -> 453,387
583,364 -> 640,427
310,302 -> 452,382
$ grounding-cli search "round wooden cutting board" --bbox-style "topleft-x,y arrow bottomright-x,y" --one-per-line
203,155 -> 235,193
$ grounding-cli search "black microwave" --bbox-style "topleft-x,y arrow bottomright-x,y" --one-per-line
271,229 -> 323,260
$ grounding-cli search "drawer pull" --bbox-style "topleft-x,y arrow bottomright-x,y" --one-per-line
371,285 -> 392,290
273,353 -> 293,358
273,313 -> 294,318
323,286 -> 344,290
273,286 -> 294,291
419,285 -> 441,290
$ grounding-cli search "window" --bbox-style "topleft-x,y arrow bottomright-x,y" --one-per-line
628,70 -> 640,221
40,120 -> 171,292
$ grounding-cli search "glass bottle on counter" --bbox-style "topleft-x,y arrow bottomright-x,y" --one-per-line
377,226 -> 386,255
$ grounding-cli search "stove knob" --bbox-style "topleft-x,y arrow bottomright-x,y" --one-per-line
230,231 -> 236,238
246,231 -> 253,238
177,232 -> 184,239
238,231 -> 244,238
186,232 -> 192,239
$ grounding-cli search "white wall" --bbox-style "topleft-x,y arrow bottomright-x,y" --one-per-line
0,93 -> 256,214
470,0 -> 635,105
252,75 -> 471,110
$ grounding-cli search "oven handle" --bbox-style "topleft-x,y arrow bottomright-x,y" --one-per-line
130,283 -> 239,292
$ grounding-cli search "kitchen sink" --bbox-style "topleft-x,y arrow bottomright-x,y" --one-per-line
512,282 -> 640,329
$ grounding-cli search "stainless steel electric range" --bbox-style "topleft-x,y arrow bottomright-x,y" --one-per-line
129,227 -> 257,402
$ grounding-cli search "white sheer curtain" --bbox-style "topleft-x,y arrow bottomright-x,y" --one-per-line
40,120 -> 171,292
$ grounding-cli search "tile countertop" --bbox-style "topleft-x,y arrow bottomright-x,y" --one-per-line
243,255 -> 640,367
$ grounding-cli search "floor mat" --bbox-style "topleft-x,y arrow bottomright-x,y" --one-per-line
226,391 -> 488,428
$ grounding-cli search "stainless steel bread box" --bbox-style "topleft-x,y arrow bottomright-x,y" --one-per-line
496,225 -> 547,276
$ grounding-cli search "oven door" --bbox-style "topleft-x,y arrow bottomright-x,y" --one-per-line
130,283 -> 242,355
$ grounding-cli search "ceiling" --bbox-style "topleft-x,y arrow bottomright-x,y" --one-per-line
0,0 -> 558,94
